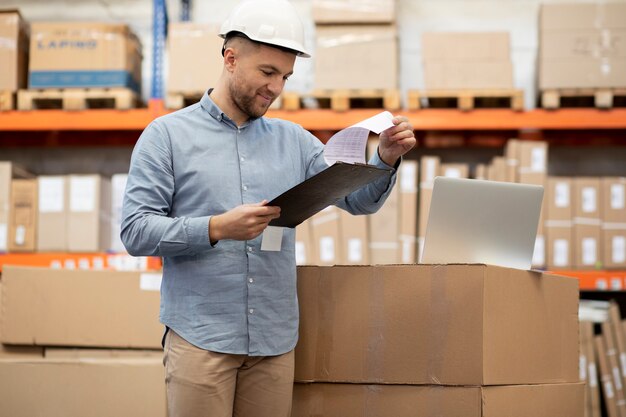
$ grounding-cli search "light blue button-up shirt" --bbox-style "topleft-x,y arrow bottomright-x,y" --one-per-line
121,91 -> 397,356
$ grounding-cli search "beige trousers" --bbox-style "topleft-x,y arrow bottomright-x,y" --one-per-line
164,330 -> 295,417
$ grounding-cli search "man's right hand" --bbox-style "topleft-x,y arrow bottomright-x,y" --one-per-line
209,200 -> 281,243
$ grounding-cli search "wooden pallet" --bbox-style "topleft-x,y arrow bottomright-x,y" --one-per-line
0,91 -> 16,111
17,88 -> 140,110
166,91 -> 283,111
282,89 -> 401,111
541,88 -> 626,109
408,89 -> 524,111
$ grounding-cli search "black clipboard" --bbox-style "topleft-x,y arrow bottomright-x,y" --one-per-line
268,161 -> 393,228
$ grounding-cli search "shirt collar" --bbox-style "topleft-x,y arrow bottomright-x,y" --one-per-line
200,88 -> 256,129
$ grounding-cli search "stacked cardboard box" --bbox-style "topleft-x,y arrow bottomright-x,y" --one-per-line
0,10 -> 28,103
28,22 -> 142,93
293,264 -> 583,416
422,32 -> 514,90
0,266 -> 165,416
603,178 -> 626,269
539,3 -> 626,90
573,178 -> 603,270
312,0 -> 398,90
0,162 -> 34,253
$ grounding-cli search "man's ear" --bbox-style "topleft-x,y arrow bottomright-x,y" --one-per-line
223,47 -> 237,72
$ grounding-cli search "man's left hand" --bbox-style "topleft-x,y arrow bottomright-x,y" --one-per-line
378,115 -> 416,167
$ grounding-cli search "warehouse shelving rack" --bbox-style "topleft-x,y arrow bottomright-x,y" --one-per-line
0,100 -> 625,287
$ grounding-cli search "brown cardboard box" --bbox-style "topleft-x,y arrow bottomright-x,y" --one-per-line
292,382 -> 584,417
1,266 -> 162,348
601,320 -> 626,415
582,321 -> 601,417
29,22 -> 142,92
474,164 -> 487,180
311,206 -> 341,265
504,139 -> 520,183
0,280 -> 44,358
339,210 -> 369,265
398,160 -> 418,264
368,185 -> 399,264
295,264 -> 579,385
609,303 -> 626,396
37,175 -> 69,252
518,171 -> 547,268
487,156 -> 506,182
68,175 -> 111,252
0,162 -> 33,252
0,358 -> 166,417
602,177 -> 626,268
539,3 -> 626,89
295,219 -> 313,265
312,0 -> 396,24
0,10 -> 28,91
314,25 -> 398,90
167,22 -> 222,94
596,335 -> 620,417
440,163 -> 469,179
44,347 -> 162,359
8,179 -> 37,252
546,178 -> 574,269
422,32 -> 513,90
109,173 -> 127,253
573,178 -> 602,269
518,141 -> 548,175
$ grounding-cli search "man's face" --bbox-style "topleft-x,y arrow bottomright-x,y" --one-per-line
227,42 -> 296,119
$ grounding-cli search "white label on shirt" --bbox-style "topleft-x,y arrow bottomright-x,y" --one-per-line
14,225 -> 26,245
0,223 -> 7,251
348,238 -> 363,263
140,273 -> 162,291
319,236 -> 335,263
554,182 -> 570,208
582,238 -> 597,265
261,226 -> 283,251
612,184 -> 625,209
581,187 -> 597,213
70,177 -> 97,212
554,239 -> 569,267
531,147 -> 546,172
38,177 -> 65,213
532,235 -> 545,266
613,236 -> 626,263
295,241 -> 306,265
588,363 -> 598,388
400,163 -> 417,192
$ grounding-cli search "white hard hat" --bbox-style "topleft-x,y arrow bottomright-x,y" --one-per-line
219,0 -> 310,58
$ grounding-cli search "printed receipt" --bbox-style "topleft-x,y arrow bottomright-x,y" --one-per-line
261,111 -> 395,251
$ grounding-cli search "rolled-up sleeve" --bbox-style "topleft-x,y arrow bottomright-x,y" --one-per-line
120,121 -> 215,257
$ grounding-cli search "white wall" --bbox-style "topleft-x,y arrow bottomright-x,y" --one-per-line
3,0 -> 625,107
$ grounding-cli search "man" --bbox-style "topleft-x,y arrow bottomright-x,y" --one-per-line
121,0 -> 415,416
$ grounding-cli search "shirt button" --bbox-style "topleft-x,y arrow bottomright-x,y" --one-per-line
242,185 -> 248,191
249,308 -> 254,314
248,277 -> 254,283
247,246 -> 253,252
240,157 -> 245,162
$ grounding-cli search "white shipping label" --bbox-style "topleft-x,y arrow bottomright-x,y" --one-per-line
589,363 -> 598,388
348,238 -> 363,263
531,147 -> 546,172
425,159 -> 437,183
38,177 -> 65,213
0,223 -> 7,251
295,242 -> 306,265
443,168 -> 461,178
580,355 -> 587,381
611,184 -> 625,209
70,177 -> 97,212
581,187 -> 597,213
554,239 -> 569,267
14,225 -> 26,245
621,353 -> 626,376
140,273 -> 162,291
605,381 -> 615,399
613,236 -> 626,263
532,236 -> 545,266
319,237 -> 335,263
614,367 -> 623,390
400,163 -> 417,192
582,238 -> 597,265
554,182 -> 570,208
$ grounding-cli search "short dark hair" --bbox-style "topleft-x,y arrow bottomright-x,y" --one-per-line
221,31 -> 299,57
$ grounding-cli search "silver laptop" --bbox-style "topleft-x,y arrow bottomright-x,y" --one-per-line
420,176 -> 544,270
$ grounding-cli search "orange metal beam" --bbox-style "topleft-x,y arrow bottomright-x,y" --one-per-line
0,253 -> 162,272
550,270 -> 626,291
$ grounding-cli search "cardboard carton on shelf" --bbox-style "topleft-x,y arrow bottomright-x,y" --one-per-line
295,264 -> 579,386
0,10 -> 28,93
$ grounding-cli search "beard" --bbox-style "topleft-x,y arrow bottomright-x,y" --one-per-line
228,78 -> 275,120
